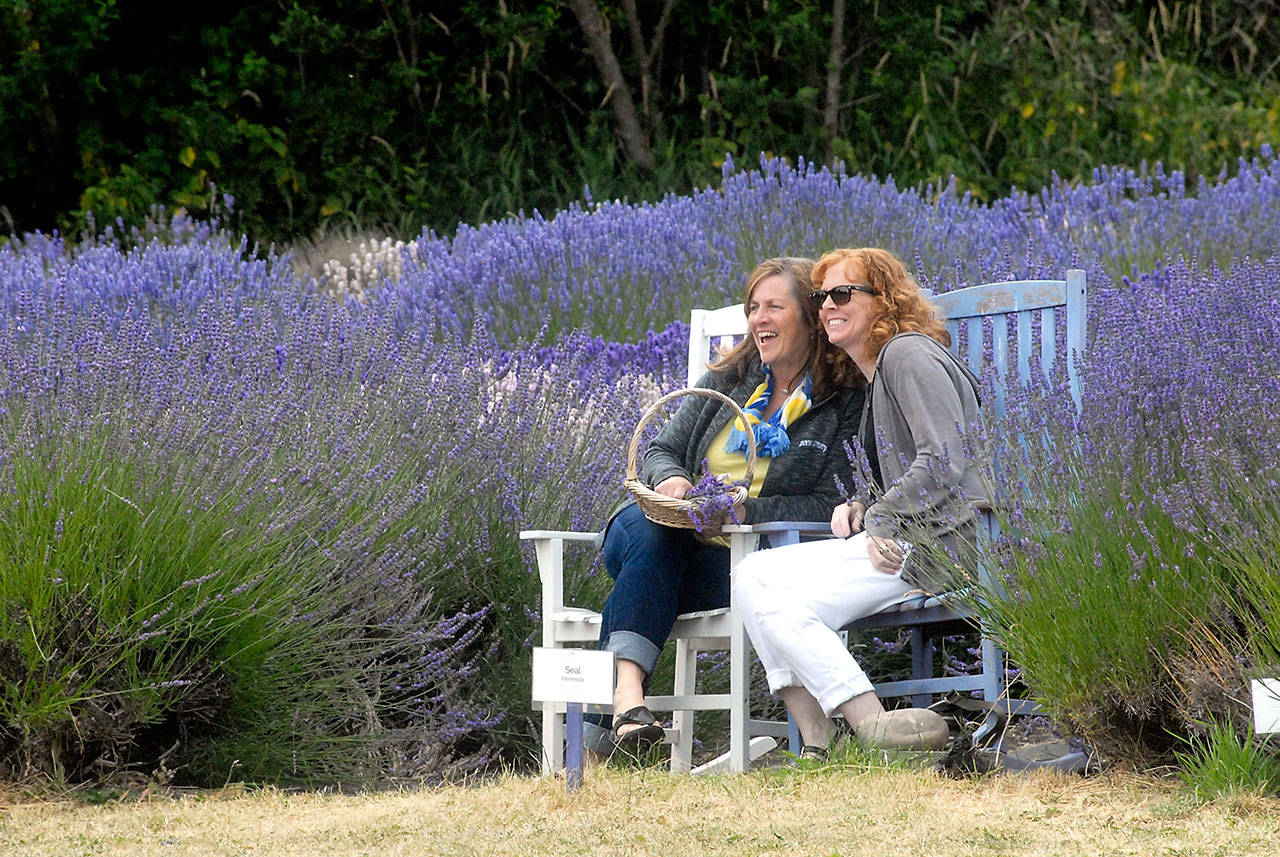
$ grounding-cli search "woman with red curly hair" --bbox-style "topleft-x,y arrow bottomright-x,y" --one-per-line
733,247 -> 987,758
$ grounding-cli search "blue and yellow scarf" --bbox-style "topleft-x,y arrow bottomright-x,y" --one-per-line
723,369 -> 813,458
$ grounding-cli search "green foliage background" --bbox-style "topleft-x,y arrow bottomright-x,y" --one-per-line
2,0 -> 1278,242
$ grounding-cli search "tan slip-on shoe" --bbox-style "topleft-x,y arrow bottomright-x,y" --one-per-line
854,708 -> 949,750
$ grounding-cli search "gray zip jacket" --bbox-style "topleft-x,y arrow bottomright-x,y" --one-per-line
858,332 -> 988,593
640,360 -> 864,525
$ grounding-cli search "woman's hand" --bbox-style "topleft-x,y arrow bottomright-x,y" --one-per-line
701,499 -> 748,535
831,501 -> 867,538
867,535 -> 906,575
654,475 -> 694,499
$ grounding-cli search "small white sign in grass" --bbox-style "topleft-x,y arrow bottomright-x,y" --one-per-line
532,648 -> 615,791
531,648 -> 614,706
1250,678 -> 1280,735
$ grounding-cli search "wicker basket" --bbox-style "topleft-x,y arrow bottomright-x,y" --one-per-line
624,387 -> 756,531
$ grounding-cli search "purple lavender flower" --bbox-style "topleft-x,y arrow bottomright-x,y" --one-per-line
684,464 -> 748,533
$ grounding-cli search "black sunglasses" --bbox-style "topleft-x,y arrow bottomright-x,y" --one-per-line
807,283 -> 876,306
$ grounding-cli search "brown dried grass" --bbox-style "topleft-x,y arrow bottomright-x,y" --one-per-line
2,765 -> 1280,856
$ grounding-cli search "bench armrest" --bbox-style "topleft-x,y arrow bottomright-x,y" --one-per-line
519,529 -> 600,541
520,530 -> 600,636
721,520 -> 832,547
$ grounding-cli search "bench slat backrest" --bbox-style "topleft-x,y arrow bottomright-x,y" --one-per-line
688,270 -> 1087,409
930,271 -> 1087,411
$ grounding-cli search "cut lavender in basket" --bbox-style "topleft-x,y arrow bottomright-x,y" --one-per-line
685,464 -> 749,533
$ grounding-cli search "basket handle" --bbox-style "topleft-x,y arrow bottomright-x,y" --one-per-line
625,386 -> 757,487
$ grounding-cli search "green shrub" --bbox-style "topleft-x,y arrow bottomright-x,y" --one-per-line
0,427 -> 346,782
979,460 -> 1232,760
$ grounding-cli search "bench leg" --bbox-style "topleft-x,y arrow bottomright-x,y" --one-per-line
542,702 -> 566,776
670,638 -> 696,772
972,635 -> 1007,745
727,530 -> 762,774
728,611 -> 753,772
910,626 -> 934,709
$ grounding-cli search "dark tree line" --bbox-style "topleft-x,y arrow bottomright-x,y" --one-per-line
2,0 -> 1278,242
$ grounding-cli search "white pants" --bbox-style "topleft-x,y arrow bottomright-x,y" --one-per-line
733,532 -> 914,716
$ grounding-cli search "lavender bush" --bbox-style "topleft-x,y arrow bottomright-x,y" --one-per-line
974,256 -> 1280,762
4,147 -> 1280,782
373,146 -> 1280,345
0,224 -> 683,783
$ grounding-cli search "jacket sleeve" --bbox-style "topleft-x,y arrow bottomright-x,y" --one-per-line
864,339 -> 974,540
739,389 -> 861,524
638,370 -> 724,488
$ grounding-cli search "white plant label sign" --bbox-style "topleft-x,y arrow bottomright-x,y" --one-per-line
1251,678 -> 1280,735
531,648 -> 615,705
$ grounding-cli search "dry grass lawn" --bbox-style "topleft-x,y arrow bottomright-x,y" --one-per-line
2,763 -> 1280,856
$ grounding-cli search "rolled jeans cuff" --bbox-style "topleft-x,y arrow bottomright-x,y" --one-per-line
603,630 -> 660,676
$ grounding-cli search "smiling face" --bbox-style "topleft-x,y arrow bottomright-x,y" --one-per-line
817,261 -> 877,363
746,273 -> 811,375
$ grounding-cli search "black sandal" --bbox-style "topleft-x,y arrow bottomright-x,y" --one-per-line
611,705 -> 666,748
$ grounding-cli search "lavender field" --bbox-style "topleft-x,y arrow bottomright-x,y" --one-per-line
2,149 -> 1279,786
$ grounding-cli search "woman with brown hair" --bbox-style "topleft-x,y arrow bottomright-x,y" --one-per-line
587,256 -> 863,753
733,247 -> 987,757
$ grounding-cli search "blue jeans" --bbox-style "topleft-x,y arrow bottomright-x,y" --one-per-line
598,503 -> 732,672
584,504 -> 730,750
